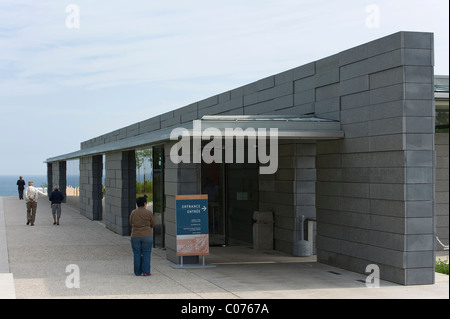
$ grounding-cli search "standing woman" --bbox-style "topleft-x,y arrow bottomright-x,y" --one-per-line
129,196 -> 155,276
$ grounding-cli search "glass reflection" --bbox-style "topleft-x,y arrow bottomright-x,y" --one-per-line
136,149 -> 153,201
66,159 -> 80,197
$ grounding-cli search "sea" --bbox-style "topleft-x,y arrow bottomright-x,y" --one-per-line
0,175 -> 80,197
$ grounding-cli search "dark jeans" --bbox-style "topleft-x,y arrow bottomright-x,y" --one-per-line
130,237 -> 153,276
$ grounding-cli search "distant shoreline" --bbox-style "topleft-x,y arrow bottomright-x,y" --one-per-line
0,175 -> 79,197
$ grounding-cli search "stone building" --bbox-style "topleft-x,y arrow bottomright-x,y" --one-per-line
46,31 -> 449,285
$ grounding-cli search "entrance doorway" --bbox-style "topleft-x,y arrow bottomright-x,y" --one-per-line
201,162 -> 259,247
135,146 -> 165,248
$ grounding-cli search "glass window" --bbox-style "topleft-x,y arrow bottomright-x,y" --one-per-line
66,159 -> 80,197
136,148 -> 153,200
436,105 -> 449,133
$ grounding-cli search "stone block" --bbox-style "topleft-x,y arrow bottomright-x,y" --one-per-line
406,184 -> 433,201
369,67 -> 404,89
341,105 -> 369,124
405,134 -> 434,150
370,83 -> 404,105
316,83 -> 340,101
406,167 -> 433,183
198,95 -> 218,109
406,217 -> 434,234
369,230 -> 404,250
294,90 -> 315,105
294,76 -> 315,92
370,168 -> 405,184
404,66 -> 433,83
368,49 -> 403,74
404,100 -> 434,117
370,117 -> 403,136
370,134 -> 404,152
403,32 -> 433,49
339,43 -> 368,66
370,183 -> 405,201
340,59 -> 369,81
315,97 -> 340,115
368,245 -> 404,268
341,122 -> 370,138
315,68 -> 339,87
341,91 -> 370,110
257,76 -> 275,91
340,75 -> 369,96
406,234 -> 434,251
406,268 -> 434,285
405,83 -> 434,100
404,49 -> 433,66
367,32 -> 402,57
292,62 -> 315,80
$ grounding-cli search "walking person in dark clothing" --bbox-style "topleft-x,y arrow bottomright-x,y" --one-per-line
17,176 -> 25,200
49,186 -> 65,225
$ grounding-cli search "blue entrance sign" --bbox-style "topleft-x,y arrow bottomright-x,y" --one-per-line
175,195 -> 209,256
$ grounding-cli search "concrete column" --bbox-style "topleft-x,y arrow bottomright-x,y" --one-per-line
50,161 -> 66,202
164,141 -> 201,264
104,151 -> 136,236
294,141 -> 317,255
315,32 -> 436,285
47,163 -> 53,198
79,155 -> 102,220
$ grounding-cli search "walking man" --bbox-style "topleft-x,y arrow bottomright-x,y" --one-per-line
49,186 -> 65,225
24,181 -> 47,226
17,176 -> 25,200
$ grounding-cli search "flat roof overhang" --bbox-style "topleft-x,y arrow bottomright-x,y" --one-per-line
435,92 -> 449,109
45,115 -> 344,163
197,115 -> 344,139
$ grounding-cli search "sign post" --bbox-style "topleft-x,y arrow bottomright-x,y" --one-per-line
171,194 -> 215,269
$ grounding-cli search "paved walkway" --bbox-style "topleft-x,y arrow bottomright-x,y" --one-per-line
1,196 -> 448,299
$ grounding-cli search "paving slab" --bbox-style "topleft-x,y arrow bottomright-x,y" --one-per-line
1,196 -> 448,300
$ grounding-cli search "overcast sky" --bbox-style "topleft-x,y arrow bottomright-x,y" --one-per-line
0,0 -> 448,175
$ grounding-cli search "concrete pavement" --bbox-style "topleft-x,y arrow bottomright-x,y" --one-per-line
1,195 -> 448,299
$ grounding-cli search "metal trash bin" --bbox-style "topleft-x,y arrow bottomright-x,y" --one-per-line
253,211 -> 274,250
293,215 -> 311,257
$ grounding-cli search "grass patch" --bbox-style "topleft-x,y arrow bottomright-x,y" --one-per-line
436,258 -> 449,275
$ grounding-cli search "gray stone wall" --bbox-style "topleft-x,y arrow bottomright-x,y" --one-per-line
315,32 -> 436,285
47,161 -> 66,201
79,155 -> 102,220
294,141 -> 317,255
259,140 -> 316,255
59,31 -> 439,284
164,141 -> 201,264
436,133 -> 449,249
47,163 -> 53,198
104,151 -> 136,236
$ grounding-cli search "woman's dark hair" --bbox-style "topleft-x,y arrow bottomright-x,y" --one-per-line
136,197 -> 147,208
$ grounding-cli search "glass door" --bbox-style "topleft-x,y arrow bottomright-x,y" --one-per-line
201,162 -> 226,246
152,145 -> 165,248
226,162 -> 259,246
